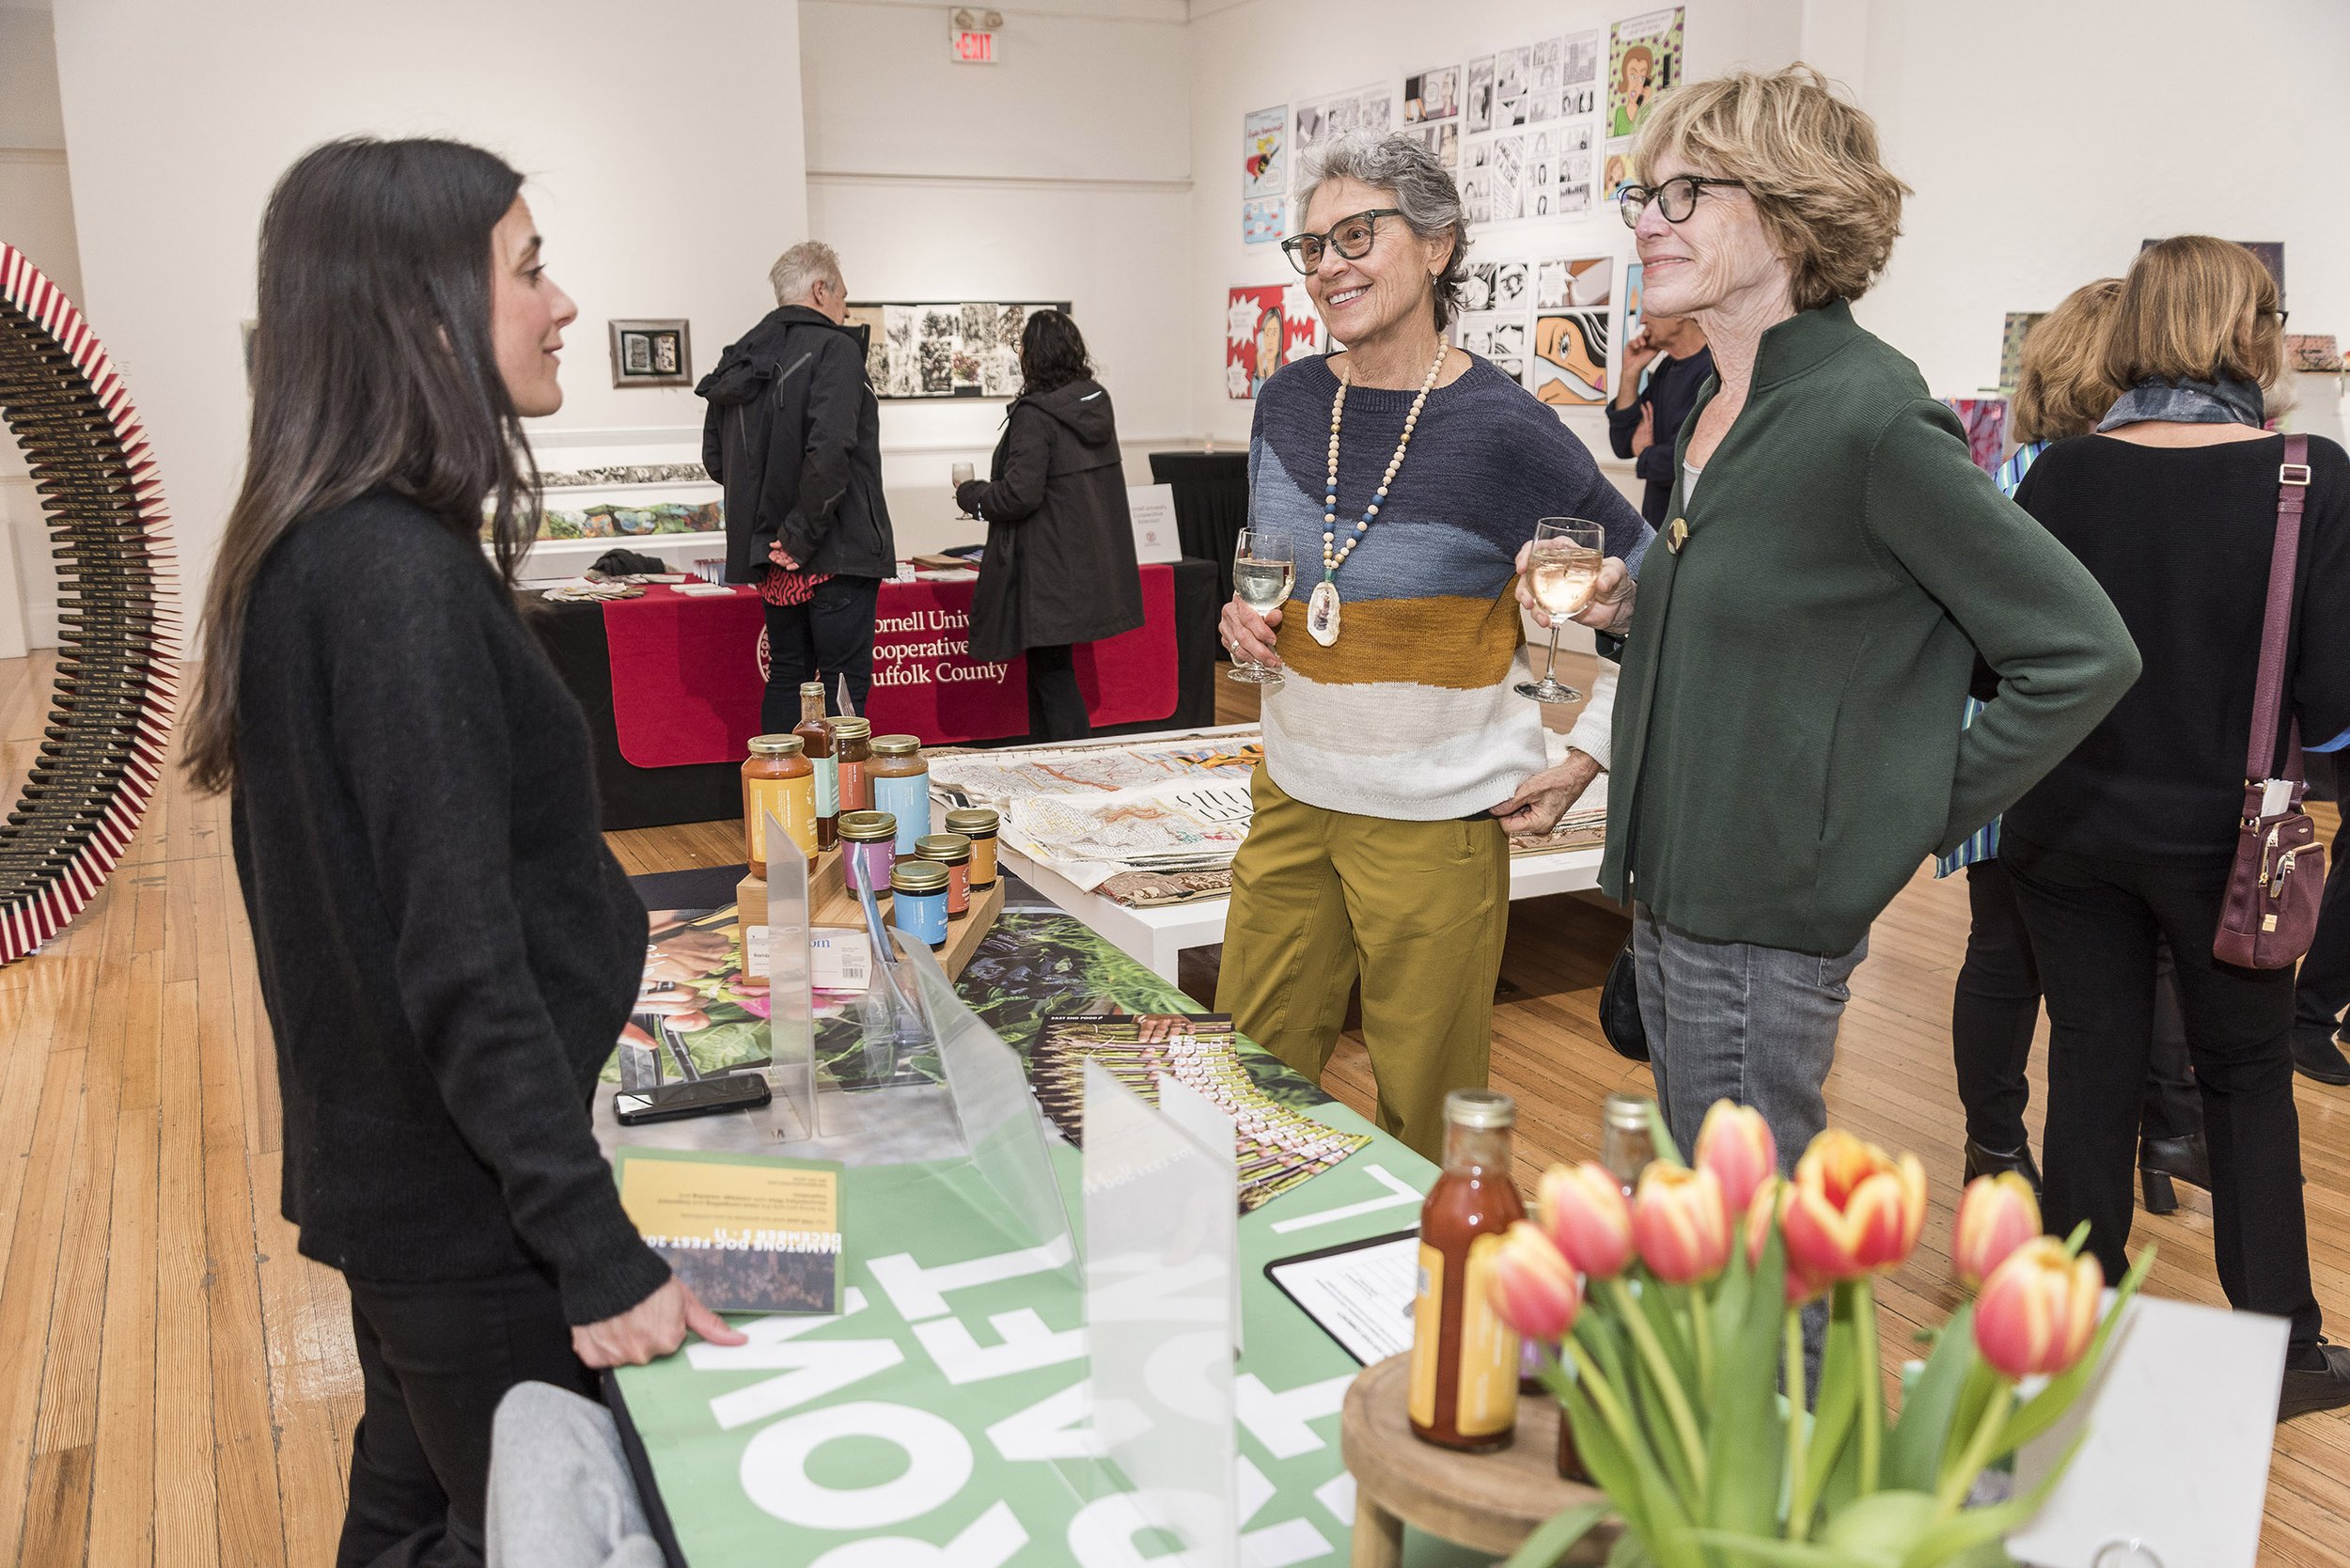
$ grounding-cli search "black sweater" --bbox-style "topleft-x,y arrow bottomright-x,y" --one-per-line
2007,432 -> 2350,862
229,493 -> 669,1325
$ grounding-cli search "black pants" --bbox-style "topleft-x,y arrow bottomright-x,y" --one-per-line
338,1266 -> 598,1568
2293,808 -> 2350,1044
1951,857 -> 2200,1151
2005,839 -> 2321,1353
1025,643 -> 1093,743
761,576 -> 883,731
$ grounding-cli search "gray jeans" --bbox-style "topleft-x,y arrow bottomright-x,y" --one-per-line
1632,903 -> 1870,1169
484,1384 -> 666,1568
1634,904 -> 1869,1390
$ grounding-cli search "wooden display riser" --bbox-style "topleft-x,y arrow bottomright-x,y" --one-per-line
737,846 -> 1004,982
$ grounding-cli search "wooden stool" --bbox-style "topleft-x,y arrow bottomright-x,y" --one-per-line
1339,1354 -> 1616,1567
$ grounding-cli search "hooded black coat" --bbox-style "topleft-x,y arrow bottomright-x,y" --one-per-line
954,379 -> 1145,661
697,305 -> 896,584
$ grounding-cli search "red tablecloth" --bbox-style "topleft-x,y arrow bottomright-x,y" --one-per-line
601,567 -> 1180,766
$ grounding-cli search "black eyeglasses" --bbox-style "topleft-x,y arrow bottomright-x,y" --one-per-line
1616,176 -> 1744,228
1282,209 -> 1403,275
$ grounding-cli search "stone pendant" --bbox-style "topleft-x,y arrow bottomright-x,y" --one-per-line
1307,579 -> 1342,646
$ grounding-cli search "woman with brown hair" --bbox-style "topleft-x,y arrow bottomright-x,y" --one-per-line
183,139 -> 743,1564
2007,235 -> 2350,1419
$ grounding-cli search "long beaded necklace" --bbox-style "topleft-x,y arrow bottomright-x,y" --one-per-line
1305,342 -> 1449,647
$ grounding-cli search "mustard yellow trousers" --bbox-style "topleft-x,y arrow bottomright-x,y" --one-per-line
1216,766 -> 1512,1160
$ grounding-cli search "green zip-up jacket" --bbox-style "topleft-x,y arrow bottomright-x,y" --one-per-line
1600,301 -> 2141,953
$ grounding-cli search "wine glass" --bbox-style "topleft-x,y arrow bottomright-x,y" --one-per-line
951,462 -> 977,516
1514,519 -> 1606,704
1229,528 -> 1294,686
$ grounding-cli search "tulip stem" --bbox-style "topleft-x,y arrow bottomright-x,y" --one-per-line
1689,1285 -> 1716,1403
1931,1381 -> 2013,1518
1854,1278 -> 1883,1495
1560,1339 -> 1645,1470
1782,1309 -> 1809,1541
1605,1278 -> 1710,1495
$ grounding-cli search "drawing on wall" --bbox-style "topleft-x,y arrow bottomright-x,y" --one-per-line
2288,333 -> 2342,372
1227,283 -> 1325,400
1624,259 -> 1645,344
1407,120 -> 1460,167
1563,29 -> 1602,86
1403,65 -> 1462,124
1533,311 -> 1611,406
1943,398 -> 2008,476
608,320 -> 693,388
1537,256 -> 1612,311
1465,56 -> 1496,134
1603,137 -> 1638,201
1244,105 -> 1287,198
1461,170 -> 1491,227
848,301 -> 1066,400
1608,8 -> 1684,138
1997,311 -> 2045,394
1294,84 -> 1394,165
1493,45 -> 1532,129
1243,196 -> 1287,246
1455,313 -> 1528,383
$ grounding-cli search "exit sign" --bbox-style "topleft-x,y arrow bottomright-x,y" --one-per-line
951,28 -> 996,62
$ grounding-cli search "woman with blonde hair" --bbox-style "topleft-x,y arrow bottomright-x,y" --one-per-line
1528,66 -> 2139,1188
2006,235 -> 2350,1419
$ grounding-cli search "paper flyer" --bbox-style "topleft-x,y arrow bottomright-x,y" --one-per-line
1243,103 -> 1286,197
615,1146 -> 843,1314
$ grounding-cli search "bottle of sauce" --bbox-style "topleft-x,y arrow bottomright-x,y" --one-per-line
869,735 -> 930,856
838,810 -> 897,900
833,718 -> 873,814
914,833 -> 972,917
742,735 -> 815,878
889,860 -> 950,949
1410,1088 -> 1525,1452
945,807 -> 1000,889
792,682 -> 838,852
1601,1091 -> 1659,1194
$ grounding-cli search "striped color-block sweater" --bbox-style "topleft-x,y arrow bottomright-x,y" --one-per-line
1250,352 -> 1651,820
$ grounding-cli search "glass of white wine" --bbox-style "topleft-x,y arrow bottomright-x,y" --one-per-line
1514,518 -> 1606,704
1229,527 -> 1294,686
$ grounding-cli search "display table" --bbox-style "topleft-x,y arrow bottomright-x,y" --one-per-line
1001,832 -> 1606,981
601,882 -> 1496,1567
529,558 -> 1221,831
1149,449 -> 1249,608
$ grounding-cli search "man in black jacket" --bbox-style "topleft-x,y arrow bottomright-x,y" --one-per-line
1605,313 -> 1712,525
699,241 -> 896,725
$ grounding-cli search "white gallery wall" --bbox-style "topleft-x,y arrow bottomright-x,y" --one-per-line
798,0 -> 1192,556
44,0 -> 808,634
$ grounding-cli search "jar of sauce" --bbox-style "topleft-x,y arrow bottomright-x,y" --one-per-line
1409,1088 -> 1525,1452
792,682 -> 838,852
915,833 -> 972,917
889,859 -> 950,949
870,735 -> 930,856
838,810 -> 897,900
742,734 -> 815,879
833,718 -> 873,813
944,808 -> 1000,889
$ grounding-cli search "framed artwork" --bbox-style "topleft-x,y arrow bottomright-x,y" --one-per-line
609,319 -> 693,388
846,301 -> 1072,399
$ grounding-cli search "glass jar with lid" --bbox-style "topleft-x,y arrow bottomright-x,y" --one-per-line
838,810 -> 897,900
944,807 -> 1000,889
741,734 -> 814,878
915,833 -> 973,917
832,717 -> 873,813
889,859 -> 950,949
870,735 -> 930,855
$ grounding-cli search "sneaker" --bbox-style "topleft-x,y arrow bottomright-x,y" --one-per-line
2291,1027 -> 2350,1087
2279,1341 -> 2350,1421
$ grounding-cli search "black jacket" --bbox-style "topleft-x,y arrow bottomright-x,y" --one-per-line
230,493 -> 668,1326
1606,345 -> 1714,525
699,305 -> 895,583
955,378 -> 1145,660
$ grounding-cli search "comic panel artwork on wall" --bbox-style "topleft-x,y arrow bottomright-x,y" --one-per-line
1244,104 -> 1287,198
844,302 -> 1072,400
1227,283 -> 1325,400
1532,310 -> 1611,407
1292,83 -> 1393,172
1608,7 -> 1684,139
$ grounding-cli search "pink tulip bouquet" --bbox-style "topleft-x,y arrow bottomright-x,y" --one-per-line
1485,1103 -> 2152,1568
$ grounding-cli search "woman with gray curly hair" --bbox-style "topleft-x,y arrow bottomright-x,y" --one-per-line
1216,132 -> 1648,1159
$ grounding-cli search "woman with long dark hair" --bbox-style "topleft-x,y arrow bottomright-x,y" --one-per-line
182,137 -> 741,1567
954,309 -> 1144,741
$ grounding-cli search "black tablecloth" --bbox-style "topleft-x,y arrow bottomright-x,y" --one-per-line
1150,450 -> 1248,608
529,556 -> 1224,832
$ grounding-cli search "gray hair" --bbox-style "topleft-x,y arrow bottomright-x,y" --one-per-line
769,241 -> 844,306
1297,133 -> 1471,328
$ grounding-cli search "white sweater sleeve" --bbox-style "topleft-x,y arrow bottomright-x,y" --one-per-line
1562,658 -> 1618,770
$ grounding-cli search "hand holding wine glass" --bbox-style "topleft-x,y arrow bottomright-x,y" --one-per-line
1228,528 -> 1293,686
1514,519 -> 1605,705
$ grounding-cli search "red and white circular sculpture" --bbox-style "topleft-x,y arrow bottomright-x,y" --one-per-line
0,243 -> 180,964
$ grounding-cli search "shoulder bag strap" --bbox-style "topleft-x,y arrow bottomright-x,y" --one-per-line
2247,433 -> 2311,787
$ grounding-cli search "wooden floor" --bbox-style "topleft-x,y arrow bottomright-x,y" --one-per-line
2,647 -> 2347,1565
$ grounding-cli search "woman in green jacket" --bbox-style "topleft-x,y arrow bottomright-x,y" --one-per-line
1525,67 -> 2140,1176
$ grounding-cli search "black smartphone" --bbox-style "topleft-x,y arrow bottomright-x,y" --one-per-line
614,1074 -> 773,1125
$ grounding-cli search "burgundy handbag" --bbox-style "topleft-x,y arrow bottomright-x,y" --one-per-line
2215,434 -> 2326,969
